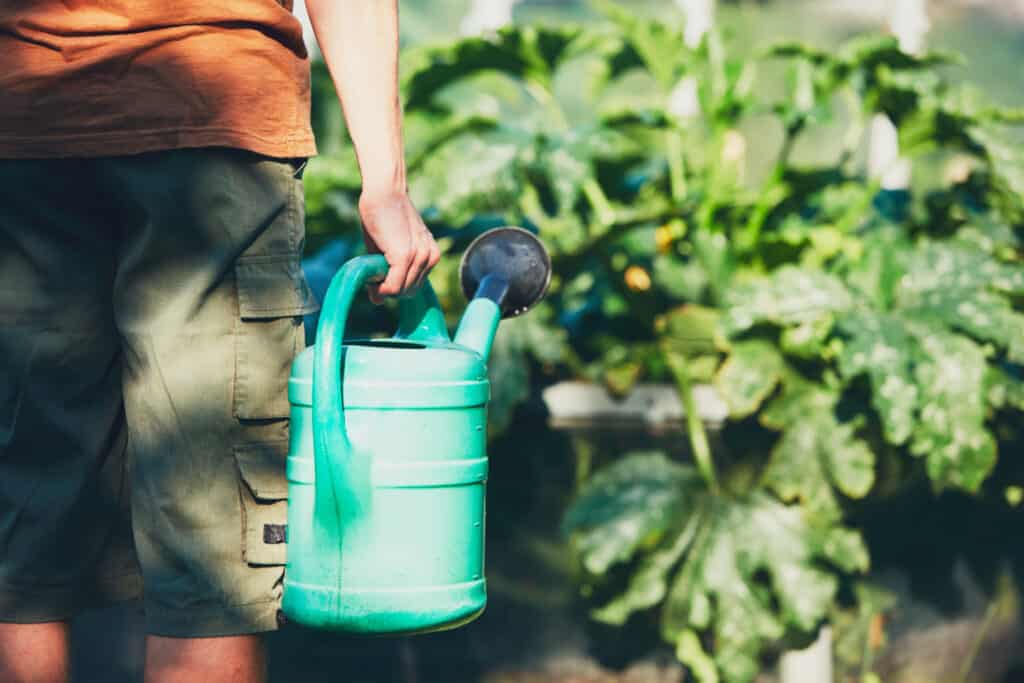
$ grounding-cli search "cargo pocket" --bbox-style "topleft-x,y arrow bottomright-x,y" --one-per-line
235,441 -> 290,566
234,254 -> 318,420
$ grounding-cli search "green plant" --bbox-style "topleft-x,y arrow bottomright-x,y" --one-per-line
302,4 -> 1024,681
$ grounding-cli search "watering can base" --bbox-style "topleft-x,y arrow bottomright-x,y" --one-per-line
281,578 -> 486,635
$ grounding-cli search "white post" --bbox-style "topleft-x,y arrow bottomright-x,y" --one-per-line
891,0 -> 930,55
868,0 -> 929,190
680,0 -> 715,49
667,0 -> 715,119
779,626 -> 834,683
460,0 -> 520,36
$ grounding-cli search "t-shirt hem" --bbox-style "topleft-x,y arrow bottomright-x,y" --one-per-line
0,127 -> 318,160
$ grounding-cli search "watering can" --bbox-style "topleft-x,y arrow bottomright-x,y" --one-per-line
282,227 -> 551,634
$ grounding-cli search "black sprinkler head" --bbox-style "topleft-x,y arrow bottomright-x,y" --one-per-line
459,227 -> 552,318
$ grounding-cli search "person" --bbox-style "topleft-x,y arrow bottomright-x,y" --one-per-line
0,1 -> 440,681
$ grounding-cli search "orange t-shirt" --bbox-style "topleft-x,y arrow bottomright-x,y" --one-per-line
0,1 -> 316,159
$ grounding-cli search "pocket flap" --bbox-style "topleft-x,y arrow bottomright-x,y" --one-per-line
236,441 -> 289,566
235,441 -> 289,500
236,255 -> 318,320
242,495 -> 288,566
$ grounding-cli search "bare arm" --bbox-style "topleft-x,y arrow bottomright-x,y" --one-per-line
305,0 -> 439,300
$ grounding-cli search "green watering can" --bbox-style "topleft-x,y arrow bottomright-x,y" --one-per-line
282,227 -> 551,634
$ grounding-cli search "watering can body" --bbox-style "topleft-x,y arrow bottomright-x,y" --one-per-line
282,256 -> 502,634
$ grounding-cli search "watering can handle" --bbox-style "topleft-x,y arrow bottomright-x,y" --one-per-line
312,255 -> 449,524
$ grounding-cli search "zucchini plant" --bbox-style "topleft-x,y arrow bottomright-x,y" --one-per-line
302,4 -> 1024,681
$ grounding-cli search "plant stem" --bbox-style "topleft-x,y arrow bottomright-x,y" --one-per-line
662,342 -> 720,495
582,177 -> 616,233
666,129 -> 687,202
570,435 -> 594,493
835,178 -> 882,235
523,79 -> 569,132
737,124 -> 799,254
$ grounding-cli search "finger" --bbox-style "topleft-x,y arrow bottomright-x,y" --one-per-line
378,245 -> 412,299
411,232 -> 435,291
419,236 -> 442,290
367,282 -> 384,305
402,238 -> 429,295
427,237 -> 441,269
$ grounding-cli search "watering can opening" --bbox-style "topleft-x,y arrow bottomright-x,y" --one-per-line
343,339 -> 427,350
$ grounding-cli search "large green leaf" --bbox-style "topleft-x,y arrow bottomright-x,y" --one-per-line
909,328 -> 996,492
895,241 -> 1024,362
971,125 -> 1024,215
658,304 -> 724,357
401,25 -> 585,111
836,309 -> 997,491
713,340 -> 784,419
897,240 -> 1024,298
590,508 -> 701,626
566,454 -> 867,683
660,492 -> 858,683
563,452 -> 702,575
841,226 -> 908,310
765,42 -> 831,66
837,311 -> 919,446
985,365 -> 1024,412
539,124 -> 638,212
722,267 -> 853,335
405,111 -> 500,174
762,384 -> 875,521
768,35 -> 956,117
409,129 -> 528,224
909,288 -> 1024,364
592,0 -> 691,91
838,35 -> 956,74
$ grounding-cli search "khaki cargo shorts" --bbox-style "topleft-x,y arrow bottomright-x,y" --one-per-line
0,148 -> 317,637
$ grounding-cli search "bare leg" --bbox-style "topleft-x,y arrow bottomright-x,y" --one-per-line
145,635 -> 266,683
0,622 -> 70,683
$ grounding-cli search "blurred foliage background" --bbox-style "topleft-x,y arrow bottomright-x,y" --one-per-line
287,2 -> 1024,683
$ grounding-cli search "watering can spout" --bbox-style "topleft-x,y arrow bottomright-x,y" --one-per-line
453,227 -> 552,361
454,283 -> 503,361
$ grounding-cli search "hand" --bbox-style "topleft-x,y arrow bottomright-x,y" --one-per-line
358,190 -> 441,304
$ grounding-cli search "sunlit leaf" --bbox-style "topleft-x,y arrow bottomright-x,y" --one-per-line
723,267 -> 852,335
660,492 -> 855,683
402,25 -> 585,110
762,384 -> 875,521
592,0 -> 691,90
714,340 -> 784,419
563,452 -> 702,575
837,311 -> 918,446
909,328 -> 996,492
676,630 -> 719,683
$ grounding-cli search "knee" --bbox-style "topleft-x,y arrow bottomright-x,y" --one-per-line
145,634 -> 267,683
0,622 -> 70,683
